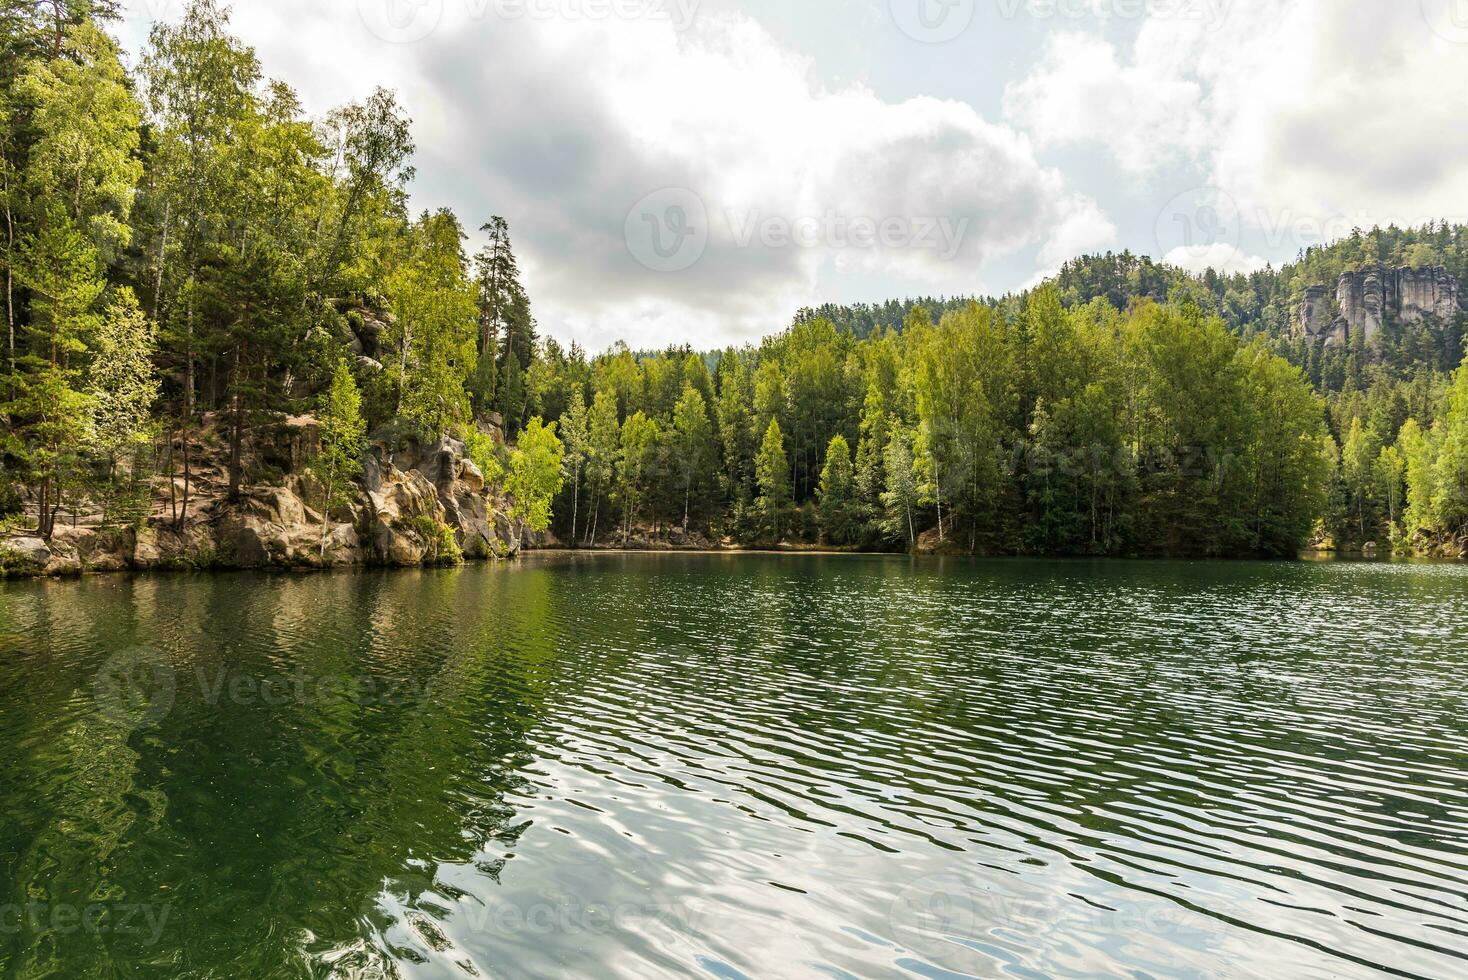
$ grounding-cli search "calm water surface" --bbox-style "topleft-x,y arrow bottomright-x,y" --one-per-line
1,554 -> 1466,979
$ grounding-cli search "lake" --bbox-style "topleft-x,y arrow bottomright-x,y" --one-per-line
1,554 -> 1466,978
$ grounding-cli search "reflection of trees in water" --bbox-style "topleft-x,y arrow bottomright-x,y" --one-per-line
0,567 -> 565,977
0,578 -> 169,977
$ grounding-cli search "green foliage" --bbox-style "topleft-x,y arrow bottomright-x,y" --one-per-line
754,418 -> 791,539
309,358 -> 366,557
617,411 -> 660,540
506,416 -> 565,533
670,382 -> 714,530
463,428 -> 505,488
583,389 -> 621,545
389,210 -> 478,440
817,433 -> 858,545
1430,358 -> 1468,535
881,424 -> 918,548
87,287 -> 159,466
411,514 -> 462,565
557,389 -> 589,539
0,0 -> 1457,562
1399,418 -> 1434,539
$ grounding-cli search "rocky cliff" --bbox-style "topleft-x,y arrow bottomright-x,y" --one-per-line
1294,265 -> 1461,345
0,420 -> 540,578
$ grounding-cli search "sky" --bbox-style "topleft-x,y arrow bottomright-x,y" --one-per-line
117,0 -> 1468,351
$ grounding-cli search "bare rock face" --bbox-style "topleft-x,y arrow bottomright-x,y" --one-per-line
410,438 -> 510,559
366,465 -> 449,566
48,527 -> 135,573
3,422 -> 527,577
217,485 -> 366,569
1295,286 -> 1338,343
1336,267 -> 1388,345
132,525 -> 218,570
1294,266 -> 1461,346
461,459 -> 485,493
1397,266 -> 1459,325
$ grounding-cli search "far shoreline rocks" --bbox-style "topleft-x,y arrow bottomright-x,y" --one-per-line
0,417 -> 541,579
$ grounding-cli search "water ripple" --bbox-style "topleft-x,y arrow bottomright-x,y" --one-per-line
1,556 -> 1466,978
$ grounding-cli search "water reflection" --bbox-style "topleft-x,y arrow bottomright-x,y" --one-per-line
0,556 -> 1466,978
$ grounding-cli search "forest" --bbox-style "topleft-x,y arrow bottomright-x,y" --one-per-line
3,0 -> 1468,561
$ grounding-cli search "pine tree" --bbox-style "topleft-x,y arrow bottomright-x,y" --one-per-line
476,216 -> 535,436
310,358 -> 365,559
7,210 -> 102,537
882,425 -> 918,549
817,433 -> 855,544
671,382 -> 713,532
755,418 -> 791,540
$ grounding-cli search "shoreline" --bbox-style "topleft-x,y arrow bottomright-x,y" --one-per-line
3,540 -> 1456,583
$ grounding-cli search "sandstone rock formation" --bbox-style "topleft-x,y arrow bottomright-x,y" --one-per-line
1295,285 -> 1341,345
0,423 -> 529,578
1293,265 -> 1461,346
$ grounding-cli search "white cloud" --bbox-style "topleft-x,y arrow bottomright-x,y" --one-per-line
1162,243 -> 1270,277
1005,0 -> 1468,247
1034,194 -> 1119,281
1004,30 -> 1207,174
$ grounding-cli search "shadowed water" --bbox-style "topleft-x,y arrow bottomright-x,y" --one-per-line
1,554 -> 1466,978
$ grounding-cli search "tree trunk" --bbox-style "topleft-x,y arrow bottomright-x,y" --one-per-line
570,463 -> 580,547
320,461 -> 335,560
588,483 -> 600,547
175,281 -> 198,530
229,347 -> 245,498
935,463 -> 945,543
152,199 -> 170,320
3,177 -> 13,375
166,429 -> 178,528
37,476 -> 51,540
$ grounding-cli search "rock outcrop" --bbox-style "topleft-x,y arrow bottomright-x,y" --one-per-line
1397,266 -> 1460,325
1294,265 -> 1461,346
1295,285 -> 1342,345
0,425 -> 530,578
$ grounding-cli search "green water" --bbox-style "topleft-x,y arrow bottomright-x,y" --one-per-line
1,554 -> 1466,979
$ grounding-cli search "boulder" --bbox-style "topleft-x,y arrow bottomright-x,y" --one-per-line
1,536 -> 52,571
492,512 -> 522,558
131,524 -> 217,570
49,526 -> 135,573
460,459 -> 485,493
367,467 -> 447,566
